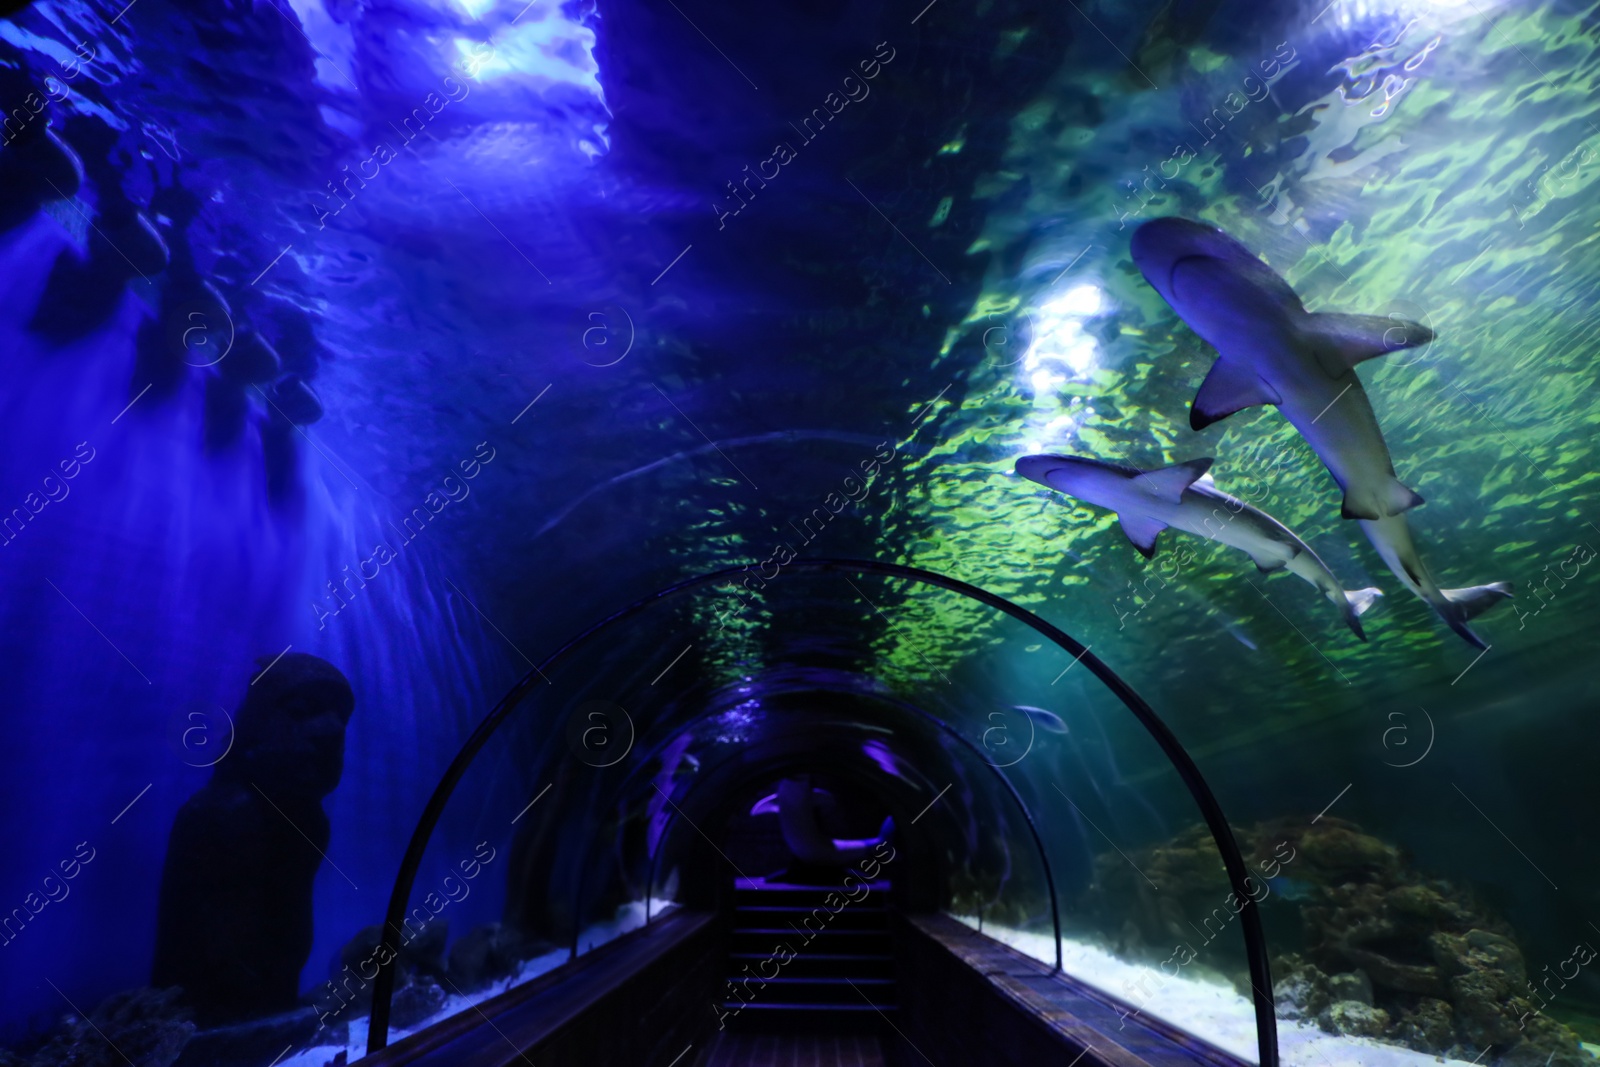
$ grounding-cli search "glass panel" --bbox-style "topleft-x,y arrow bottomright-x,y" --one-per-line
360,565 -> 1255,1058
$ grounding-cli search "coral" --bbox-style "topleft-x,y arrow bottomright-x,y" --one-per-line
1272,955 -> 1331,1021
389,982 -> 449,1031
1081,821 -> 1233,954
1319,1000 -> 1391,1038
1327,970 -> 1373,1005
19,987 -> 193,1067
1394,996 -> 1455,1052
1086,818 -> 1593,1067
448,924 -> 541,992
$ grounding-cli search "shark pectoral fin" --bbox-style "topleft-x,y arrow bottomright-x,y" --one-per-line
1306,312 -> 1434,376
1190,359 -> 1281,430
1340,478 -> 1425,520
1132,458 -> 1214,504
1345,587 -> 1383,618
1247,548 -> 1291,574
1442,581 -> 1514,621
1119,514 -> 1167,559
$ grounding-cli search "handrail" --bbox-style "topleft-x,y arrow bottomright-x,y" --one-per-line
366,558 -> 1278,1067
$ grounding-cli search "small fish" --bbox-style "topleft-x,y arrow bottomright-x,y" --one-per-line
1129,217 -> 1512,647
862,739 -> 915,783
774,777 -> 891,865
1012,705 -> 1070,735
1017,453 -> 1382,639
1223,621 -> 1259,651
750,786 -> 834,817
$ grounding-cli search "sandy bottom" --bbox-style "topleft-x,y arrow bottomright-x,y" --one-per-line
277,907 -> 1594,1067
275,899 -> 679,1067
951,917 -> 1545,1067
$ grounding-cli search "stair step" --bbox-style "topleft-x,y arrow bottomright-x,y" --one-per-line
727,955 -> 894,980
729,952 -> 891,962
732,908 -> 889,915
733,911 -> 889,932
735,879 -> 891,892
738,977 -> 894,986
732,927 -> 888,936
721,1001 -> 897,1013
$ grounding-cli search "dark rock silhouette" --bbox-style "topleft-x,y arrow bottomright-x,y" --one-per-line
260,408 -> 304,507
202,375 -> 250,452
2,986 -> 194,1067
316,922 -> 451,1030
447,923 -> 537,992
28,249 -> 134,344
25,111 -> 170,344
253,298 -> 325,379
131,276 -> 233,401
219,330 -> 282,384
0,119 -> 82,234
152,654 -> 355,1027
267,376 -> 324,426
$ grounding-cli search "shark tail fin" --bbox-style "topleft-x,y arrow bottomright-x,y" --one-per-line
1341,478 -> 1425,520
1440,614 -> 1489,651
1306,312 -> 1434,376
1441,581 -> 1514,621
1339,586 -> 1383,641
1346,587 -> 1383,617
1429,583 -> 1513,650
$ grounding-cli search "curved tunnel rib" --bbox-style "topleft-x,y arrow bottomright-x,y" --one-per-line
556,667 -> 1067,965
367,558 -> 1279,1067
631,692 -> 1066,971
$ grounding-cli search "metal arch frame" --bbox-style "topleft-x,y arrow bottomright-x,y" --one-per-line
561,682 -> 1064,963
366,558 -> 1279,1067
633,697 -> 1066,970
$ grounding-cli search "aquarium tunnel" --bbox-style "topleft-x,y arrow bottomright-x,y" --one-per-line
2,0 -> 1597,1064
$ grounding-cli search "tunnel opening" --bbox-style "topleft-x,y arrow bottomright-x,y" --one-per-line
360,559 -> 1276,1067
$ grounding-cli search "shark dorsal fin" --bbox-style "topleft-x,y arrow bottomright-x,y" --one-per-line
1119,513 -> 1167,559
1190,359 -> 1283,431
1132,458 -> 1214,504
1306,312 -> 1434,377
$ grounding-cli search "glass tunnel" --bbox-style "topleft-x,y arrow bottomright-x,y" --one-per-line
1,0 -> 1596,1064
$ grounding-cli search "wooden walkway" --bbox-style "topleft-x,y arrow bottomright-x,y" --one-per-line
695,1030 -> 886,1067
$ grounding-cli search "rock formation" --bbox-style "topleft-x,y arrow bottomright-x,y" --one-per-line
0,987 -> 193,1067
152,654 -> 355,1027
1085,817 -> 1592,1067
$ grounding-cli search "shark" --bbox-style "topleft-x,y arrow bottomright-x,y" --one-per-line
771,776 -> 894,867
1129,216 -> 1512,648
1017,453 -> 1382,639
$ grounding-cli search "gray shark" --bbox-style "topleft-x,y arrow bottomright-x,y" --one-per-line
1129,216 -> 1511,648
1017,453 -> 1382,640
